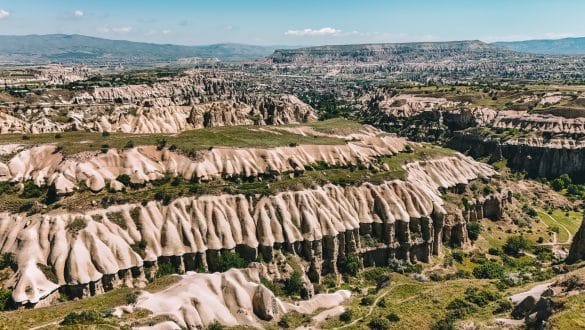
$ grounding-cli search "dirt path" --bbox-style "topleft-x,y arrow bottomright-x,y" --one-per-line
538,211 -> 572,245
331,283 -> 434,330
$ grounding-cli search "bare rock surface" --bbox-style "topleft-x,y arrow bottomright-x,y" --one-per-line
0,136 -> 407,193
118,268 -> 351,329
0,153 -> 495,305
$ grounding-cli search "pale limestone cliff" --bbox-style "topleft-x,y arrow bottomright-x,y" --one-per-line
0,154 -> 496,306
116,268 -> 351,329
0,136 -> 407,193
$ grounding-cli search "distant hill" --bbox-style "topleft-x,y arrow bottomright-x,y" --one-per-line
269,40 -> 515,64
494,37 -> 585,55
0,34 -> 285,65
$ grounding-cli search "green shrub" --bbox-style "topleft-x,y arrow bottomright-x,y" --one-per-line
464,287 -> 500,307
44,183 -> 59,205
473,261 -> 504,279
339,308 -> 353,322
522,205 -> 538,218
503,235 -> 530,256
156,262 -> 176,277
0,288 -> 12,310
260,277 -> 285,296
117,174 -> 132,186
432,318 -> 455,330
61,310 -> 103,325
156,139 -> 167,151
278,315 -> 290,328
284,270 -> 304,296
551,174 -> 571,191
0,253 -> 16,271
37,263 -> 58,283
322,274 -> 337,288
368,317 -> 391,330
106,212 -> 126,229
494,299 -> 513,314
386,312 -> 400,322
21,181 -> 42,198
66,218 -> 87,234
363,267 -> 389,282
452,250 -> 465,263
488,247 -> 502,256
217,250 -> 247,272
339,253 -> 360,276
130,240 -> 147,258
126,291 -> 138,304
207,321 -> 224,330
467,222 -> 482,241
360,295 -> 375,306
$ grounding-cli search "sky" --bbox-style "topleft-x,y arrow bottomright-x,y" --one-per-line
0,0 -> 583,46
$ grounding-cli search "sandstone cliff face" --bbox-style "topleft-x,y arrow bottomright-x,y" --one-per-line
0,95 -> 316,135
463,191 -> 512,222
449,131 -> 585,178
0,154 -> 496,306
115,268 -> 351,329
492,110 -> 585,134
0,136 -> 407,193
567,214 -> 585,263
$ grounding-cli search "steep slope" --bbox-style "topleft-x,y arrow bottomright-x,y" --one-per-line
0,136 -> 405,193
0,154 -> 496,306
115,268 -> 351,328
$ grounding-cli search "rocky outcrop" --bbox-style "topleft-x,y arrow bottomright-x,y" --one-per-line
464,191 -> 512,221
493,110 -> 585,134
567,214 -> 585,263
0,136 -> 407,193
115,268 -> 351,329
449,131 -> 585,179
0,96 -> 316,135
0,153 -> 496,306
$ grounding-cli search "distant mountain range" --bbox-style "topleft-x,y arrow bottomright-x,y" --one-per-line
1,34 -> 585,66
0,34 -> 292,65
494,37 -> 585,55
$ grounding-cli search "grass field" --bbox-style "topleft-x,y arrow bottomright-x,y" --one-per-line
0,275 -> 180,330
538,209 -> 582,244
0,120 -> 350,156
319,271 -> 499,330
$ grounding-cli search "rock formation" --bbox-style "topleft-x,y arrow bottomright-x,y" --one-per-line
0,136 -> 407,193
0,153 -> 496,306
567,214 -> 585,263
115,268 -> 351,329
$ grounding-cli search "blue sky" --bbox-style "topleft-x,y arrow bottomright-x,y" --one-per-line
0,0 -> 583,45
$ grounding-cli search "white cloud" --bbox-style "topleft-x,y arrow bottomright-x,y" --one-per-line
74,10 -> 84,18
112,26 -> 132,33
0,9 -> 10,19
285,27 -> 341,36
162,29 -> 171,35
98,26 -> 133,34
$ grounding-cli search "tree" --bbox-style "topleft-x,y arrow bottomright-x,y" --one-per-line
217,251 -> 247,272
339,253 -> 360,276
368,318 -> 391,330
503,235 -> 530,256
21,181 -> 42,198
472,261 -> 504,279
467,222 -> 482,241
284,270 -> 303,296
45,183 -> 59,205
551,174 -> 572,191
